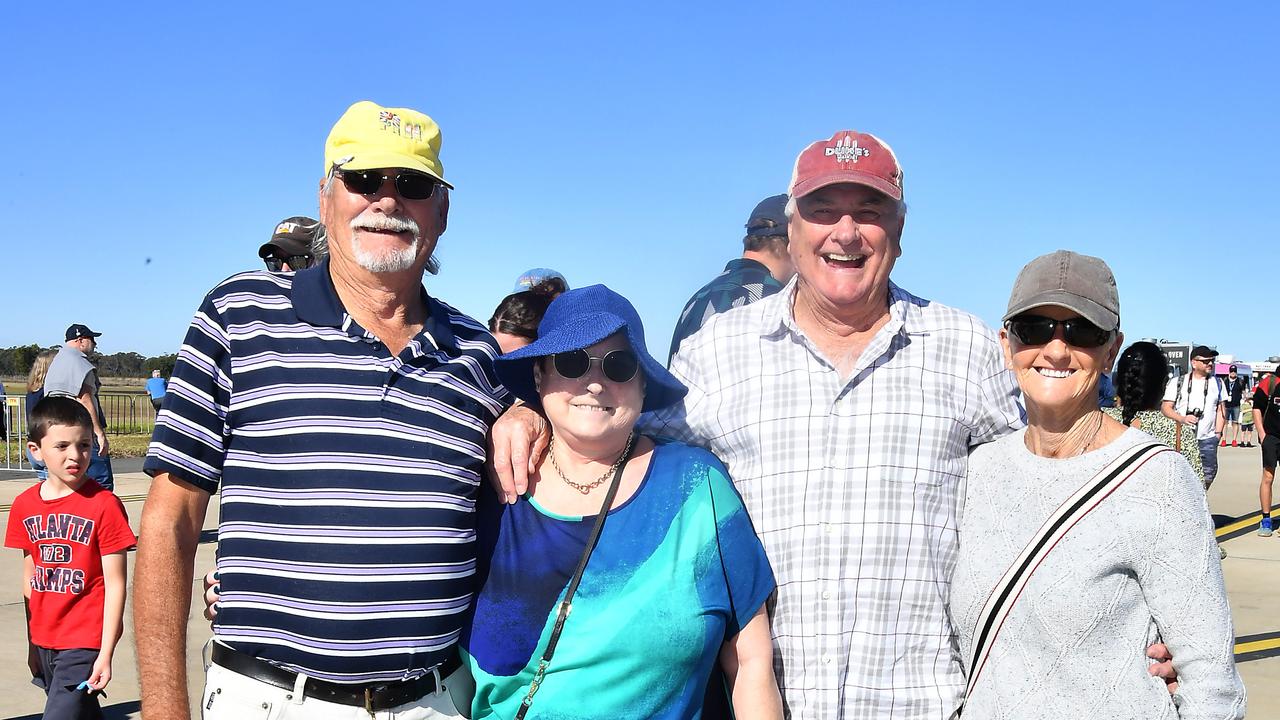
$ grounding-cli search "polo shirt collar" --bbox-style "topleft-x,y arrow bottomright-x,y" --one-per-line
292,259 -> 345,328
291,258 -> 459,354
724,257 -> 769,274
421,294 -> 461,355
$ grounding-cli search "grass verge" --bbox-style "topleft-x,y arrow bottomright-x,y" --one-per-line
108,434 -> 153,458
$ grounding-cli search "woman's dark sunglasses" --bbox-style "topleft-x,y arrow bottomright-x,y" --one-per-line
335,168 -> 439,200
552,349 -> 640,383
1005,314 -> 1111,348
264,255 -> 313,272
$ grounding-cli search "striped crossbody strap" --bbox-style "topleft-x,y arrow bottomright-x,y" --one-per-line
954,441 -> 1170,716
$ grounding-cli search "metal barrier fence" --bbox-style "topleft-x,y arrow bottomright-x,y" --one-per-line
100,391 -> 160,436
1,392 -> 157,470
3,395 -> 31,471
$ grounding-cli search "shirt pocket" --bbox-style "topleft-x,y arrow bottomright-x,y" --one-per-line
871,414 -> 968,488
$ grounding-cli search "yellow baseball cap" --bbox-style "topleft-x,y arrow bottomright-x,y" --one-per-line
323,100 -> 453,188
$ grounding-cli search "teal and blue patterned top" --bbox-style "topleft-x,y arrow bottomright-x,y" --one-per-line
462,440 -> 775,720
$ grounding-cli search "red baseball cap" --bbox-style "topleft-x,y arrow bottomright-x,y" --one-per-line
789,130 -> 904,201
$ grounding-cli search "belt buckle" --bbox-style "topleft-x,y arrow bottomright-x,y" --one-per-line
364,683 -> 395,717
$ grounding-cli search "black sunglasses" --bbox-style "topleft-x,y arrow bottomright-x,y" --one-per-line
552,349 -> 640,383
1005,314 -> 1111,348
335,168 -> 439,200
264,254 -> 314,272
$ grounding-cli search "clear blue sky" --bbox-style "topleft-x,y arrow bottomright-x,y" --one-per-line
3,2 -> 1276,364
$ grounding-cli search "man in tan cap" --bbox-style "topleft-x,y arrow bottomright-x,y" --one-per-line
135,101 -> 505,719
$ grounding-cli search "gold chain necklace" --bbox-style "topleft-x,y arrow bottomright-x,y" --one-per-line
549,432 -> 635,495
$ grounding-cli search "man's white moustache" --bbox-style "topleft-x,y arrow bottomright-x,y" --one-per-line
351,214 -> 419,234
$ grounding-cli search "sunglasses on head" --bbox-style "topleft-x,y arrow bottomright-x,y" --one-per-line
264,254 -> 313,272
335,168 -> 439,200
1005,314 -> 1111,348
552,349 -> 640,383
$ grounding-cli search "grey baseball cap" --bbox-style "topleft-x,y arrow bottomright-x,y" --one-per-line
1003,250 -> 1120,331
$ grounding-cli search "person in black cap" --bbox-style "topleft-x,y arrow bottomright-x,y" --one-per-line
258,216 -> 323,272
41,323 -> 114,490
1162,345 -> 1226,491
1222,364 -> 1246,447
668,194 -> 796,360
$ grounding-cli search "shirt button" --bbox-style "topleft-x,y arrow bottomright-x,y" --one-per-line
823,524 -> 833,535
822,590 -> 831,600
823,655 -> 833,664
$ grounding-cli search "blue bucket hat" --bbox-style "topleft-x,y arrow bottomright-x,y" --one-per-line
494,284 -> 687,413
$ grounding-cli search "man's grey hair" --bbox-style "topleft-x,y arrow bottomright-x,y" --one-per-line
321,167 -> 445,275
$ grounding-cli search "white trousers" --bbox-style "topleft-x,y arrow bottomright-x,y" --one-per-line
202,650 -> 473,720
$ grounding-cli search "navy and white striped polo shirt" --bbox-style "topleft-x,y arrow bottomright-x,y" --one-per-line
145,261 -> 510,683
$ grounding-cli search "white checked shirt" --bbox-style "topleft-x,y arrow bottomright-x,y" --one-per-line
643,280 -> 1024,719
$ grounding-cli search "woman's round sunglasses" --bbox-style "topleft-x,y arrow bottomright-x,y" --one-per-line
1005,314 -> 1111,348
335,168 -> 440,200
552,349 -> 640,383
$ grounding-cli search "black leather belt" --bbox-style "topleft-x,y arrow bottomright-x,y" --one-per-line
210,643 -> 461,712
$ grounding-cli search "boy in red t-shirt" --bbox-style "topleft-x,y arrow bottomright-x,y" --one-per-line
5,396 -> 135,719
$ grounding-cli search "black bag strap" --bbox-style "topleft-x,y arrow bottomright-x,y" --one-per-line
1261,376 -> 1278,425
951,440 -> 1169,718
516,437 -> 636,719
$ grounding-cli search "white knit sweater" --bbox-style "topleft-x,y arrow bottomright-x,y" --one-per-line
950,427 -> 1245,719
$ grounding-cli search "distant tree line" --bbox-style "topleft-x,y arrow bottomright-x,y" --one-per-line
0,344 -> 177,379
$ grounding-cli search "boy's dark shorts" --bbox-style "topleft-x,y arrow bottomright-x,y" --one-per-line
1263,435 -> 1280,471
33,646 -> 103,720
